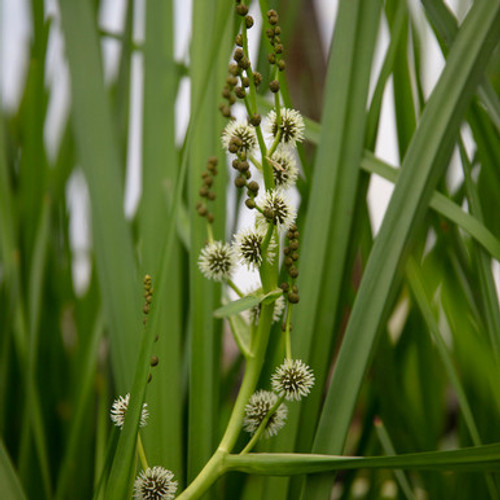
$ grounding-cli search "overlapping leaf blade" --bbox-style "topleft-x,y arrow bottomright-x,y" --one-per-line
306,1 -> 500,497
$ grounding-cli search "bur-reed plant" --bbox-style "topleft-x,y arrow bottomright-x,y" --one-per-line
3,0 -> 500,499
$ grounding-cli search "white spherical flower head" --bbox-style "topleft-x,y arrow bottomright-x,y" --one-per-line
271,359 -> 315,401
198,241 -> 236,282
249,294 -> 285,324
234,228 -> 264,269
234,228 -> 276,270
243,390 -> 288,438
258,189 -> 296,232
269,148 -> 299,189
134,466 -> 178,500
266,108 -> 305,147
110,393 -> 149,429
221,120 -> 258,155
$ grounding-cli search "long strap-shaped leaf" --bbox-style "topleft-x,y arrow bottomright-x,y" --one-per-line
264,5 -> 382,499
187,0 -> 222,490
225,442 -> 500,475
360,152 -> 500,261
103,3 -> 234,498
305,1 -> 500,497
422,0 -> 500,359
296,0 -> 382,445
293,118 -> 500,262
422,0 -> 500,134
138,0 -> 184,475
58,0 -> 142,391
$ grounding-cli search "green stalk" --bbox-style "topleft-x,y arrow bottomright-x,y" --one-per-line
178,304 -> 275,499
220,304 -> 275,453
227,279 -> 245,298
136,434 -> 149,470
260,223 -> 275,256
241,19 -> 257,114
240,12 -> 274,189
266,129 -> 282,159
176,451 -> 227,500
283,305 -> 293,360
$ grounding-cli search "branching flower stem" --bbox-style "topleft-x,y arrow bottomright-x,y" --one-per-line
182,7 -> 292,499
248,153 -> 261,170
177,305 -> 275,500
183,205 -> 279,499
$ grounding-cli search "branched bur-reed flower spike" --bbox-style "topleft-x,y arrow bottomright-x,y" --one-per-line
221,120 -> 258,155
271,359 -> 315,401
250,294 -> 285,324
269,148 -> 299,189
266,108 -> 305,148
234,228 -> 275,269
243,390 -> 288,438
198,241 -> 236,281
134,466 -> 178,500
258,189 -> 296,231
110,393 -> 149,429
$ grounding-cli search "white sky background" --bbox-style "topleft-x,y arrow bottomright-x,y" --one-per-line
2,0 -> 496,296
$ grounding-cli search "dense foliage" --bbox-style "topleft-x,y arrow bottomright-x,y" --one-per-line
2,0 -> 500,499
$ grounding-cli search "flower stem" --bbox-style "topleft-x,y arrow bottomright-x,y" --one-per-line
219,303 -> 275,451
206,221 -> 214,243
177,304 -> 275,499
284,304 -> 293,360
241,18 -> 257,113
137,433 -> 149,470
227,279 -> 244,298
267,128 -> 282,159
259,225 -> 279,292
249,153 -> 262,170
240,11 -> 275,190
273,67 -> 281,124
176,450 -> 226,500
260,223 -> 275,257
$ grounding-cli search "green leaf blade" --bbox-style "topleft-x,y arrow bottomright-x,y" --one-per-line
58,0 -> 142,391
307,1 -> 500,497
0,441 -> 27,500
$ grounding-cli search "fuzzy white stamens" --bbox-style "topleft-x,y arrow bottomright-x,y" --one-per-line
243,390 -> 288,438
198,241 -> 236,282
110,394 -> 149,429
221,120 -> 258,154
265,108 -> 305,147
134,466 -> 178,500
271,359 -> 315,401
